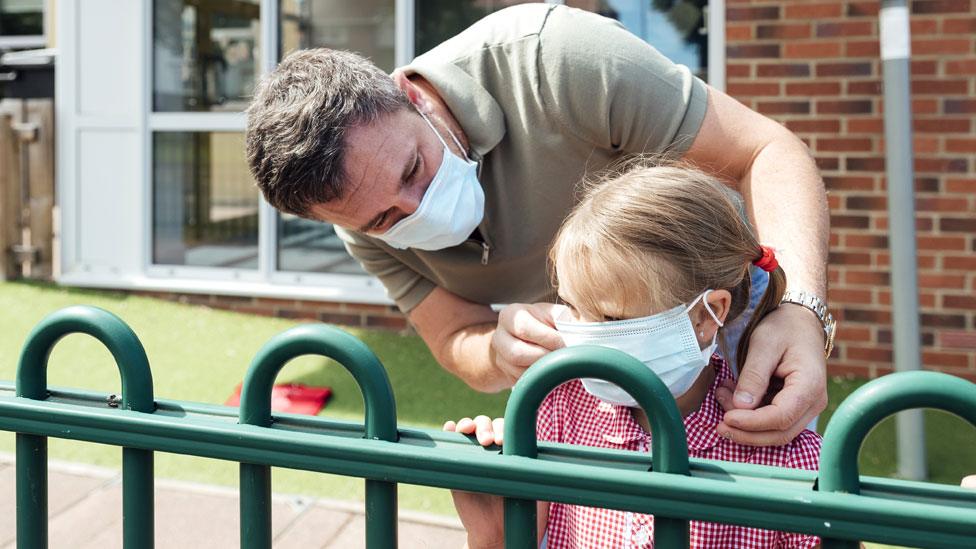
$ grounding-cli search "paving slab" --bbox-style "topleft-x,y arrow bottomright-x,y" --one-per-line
0,454 -> 466,548
0,462 -> 115,547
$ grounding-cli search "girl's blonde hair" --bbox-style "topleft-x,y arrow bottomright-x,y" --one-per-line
550,161 -> 787,369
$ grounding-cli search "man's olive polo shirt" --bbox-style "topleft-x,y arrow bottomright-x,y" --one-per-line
336,4 -> 708,313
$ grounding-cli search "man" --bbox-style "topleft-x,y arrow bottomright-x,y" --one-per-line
245,4 -> 832,446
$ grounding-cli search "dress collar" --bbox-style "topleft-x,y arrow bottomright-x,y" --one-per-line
599,358 -> 729,452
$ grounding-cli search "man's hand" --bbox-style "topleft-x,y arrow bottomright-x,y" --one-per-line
715,304 -> 828,446
490,303 -> 566,383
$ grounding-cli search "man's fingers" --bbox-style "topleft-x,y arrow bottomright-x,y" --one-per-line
717,400 -> 817,447
494,328 -> 550,371
719,400 -> 818,447
442,420 -> 457,432
714,378 -> 736,413
734,336 -> 782,409
715,423 -> 803,447
723,398 -> 803,434
512,307 -> 565,351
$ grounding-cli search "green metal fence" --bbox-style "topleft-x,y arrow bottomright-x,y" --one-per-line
2,306 -> 975,548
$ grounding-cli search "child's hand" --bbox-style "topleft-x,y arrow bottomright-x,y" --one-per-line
444,415 -> 505,447
443,418 -> 506,548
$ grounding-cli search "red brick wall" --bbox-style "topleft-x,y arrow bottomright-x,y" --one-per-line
132,291 -> 410,332
727,0 -> 976,380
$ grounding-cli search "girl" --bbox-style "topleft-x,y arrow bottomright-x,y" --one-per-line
445,163 -> 822,548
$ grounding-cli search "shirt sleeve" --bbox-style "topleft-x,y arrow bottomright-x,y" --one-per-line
334,226 -> 437,313
536,7 -> 709,157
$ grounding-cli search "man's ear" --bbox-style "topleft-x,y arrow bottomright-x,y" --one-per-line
392,70 -> 429,112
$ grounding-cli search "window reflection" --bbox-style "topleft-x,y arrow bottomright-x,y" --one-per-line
281,0 -> 395,70
278,215 -> 367,275
0,0 -> 43,36
153,132 -> 259,269
153,0 -> 261,112
276,0 -> 393,275
415,0 -> 539,57
569,0 -> 708,80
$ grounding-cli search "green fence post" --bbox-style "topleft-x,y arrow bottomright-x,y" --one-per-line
239,324 -> 398,549
16,306 -> 156,549
502,345 -> 690,549
819,371 -> 976,548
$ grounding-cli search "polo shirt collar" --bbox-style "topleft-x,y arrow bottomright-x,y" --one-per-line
399,62 -> 506,158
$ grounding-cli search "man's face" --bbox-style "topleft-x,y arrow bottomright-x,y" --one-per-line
309,108 -> 449,235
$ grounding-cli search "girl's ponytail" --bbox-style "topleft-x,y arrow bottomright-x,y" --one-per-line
735,247 -> 787,371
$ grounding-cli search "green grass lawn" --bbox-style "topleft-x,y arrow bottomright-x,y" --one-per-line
1,280 -> 974,523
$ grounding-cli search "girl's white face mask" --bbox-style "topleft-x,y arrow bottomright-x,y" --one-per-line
372,111 -> 484,251
554,290 -> 724,407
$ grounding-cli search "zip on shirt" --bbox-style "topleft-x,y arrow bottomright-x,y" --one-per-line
469,153 -> 491,265
467,225 -> 493,265
480,241 -> 491,265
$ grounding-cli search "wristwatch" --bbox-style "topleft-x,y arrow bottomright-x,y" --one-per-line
780,289 -> 837,358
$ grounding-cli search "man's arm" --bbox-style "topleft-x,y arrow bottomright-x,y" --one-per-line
408,287 -> 564,393
683,85 -> 830,446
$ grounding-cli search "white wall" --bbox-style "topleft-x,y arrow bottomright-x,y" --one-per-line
56,0 -> 146,279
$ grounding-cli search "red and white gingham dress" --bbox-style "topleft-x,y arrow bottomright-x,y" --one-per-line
536,356 -> 822,548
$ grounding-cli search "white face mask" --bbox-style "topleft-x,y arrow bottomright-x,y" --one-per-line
372,111 -> 485,251
554,290 -> 724,407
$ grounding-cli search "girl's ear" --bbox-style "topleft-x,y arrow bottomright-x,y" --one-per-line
694,289 -> 732,337
392,70 -> 430,112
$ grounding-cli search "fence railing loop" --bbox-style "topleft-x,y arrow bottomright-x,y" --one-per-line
15,305 -> 156,549
16,305 -> 155,411
237,323 -> 398,549
238,323 -> 397,440
820,370 -> 976,495
819,370 -> 976,548
502,345 -> 690,549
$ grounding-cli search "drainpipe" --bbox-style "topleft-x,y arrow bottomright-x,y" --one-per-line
879,0 -> 926,481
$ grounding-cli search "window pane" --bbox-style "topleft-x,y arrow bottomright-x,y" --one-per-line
277,215 -> 367,275
0,0 -> 43,36
568,0 -> 708,80
153,0 -> 261,112
276,0 -> 392,275
281,0 -> 396,71
415,0 -> 540,57
153,132 -> 259,269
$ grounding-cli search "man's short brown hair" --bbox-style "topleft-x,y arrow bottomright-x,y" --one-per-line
245,49 -> 411,217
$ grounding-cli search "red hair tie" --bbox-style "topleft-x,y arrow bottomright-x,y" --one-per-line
753,245 -> 779,272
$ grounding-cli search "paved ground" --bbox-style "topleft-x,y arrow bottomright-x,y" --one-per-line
0,454 -> 466,549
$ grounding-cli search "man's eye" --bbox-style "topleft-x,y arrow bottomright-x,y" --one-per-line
409,155 -> 421,180
602,315 -> 623,322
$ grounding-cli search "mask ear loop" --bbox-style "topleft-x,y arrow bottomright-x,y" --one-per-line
685,289 -> 725,328
417,109 -> 472,162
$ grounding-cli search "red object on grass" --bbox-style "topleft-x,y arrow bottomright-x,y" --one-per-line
225,383 -> 332,416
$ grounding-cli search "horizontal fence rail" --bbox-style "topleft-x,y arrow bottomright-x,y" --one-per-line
3,306 -> 976,548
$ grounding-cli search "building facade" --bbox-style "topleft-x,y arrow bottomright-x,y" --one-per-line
49,0 -> 976,379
